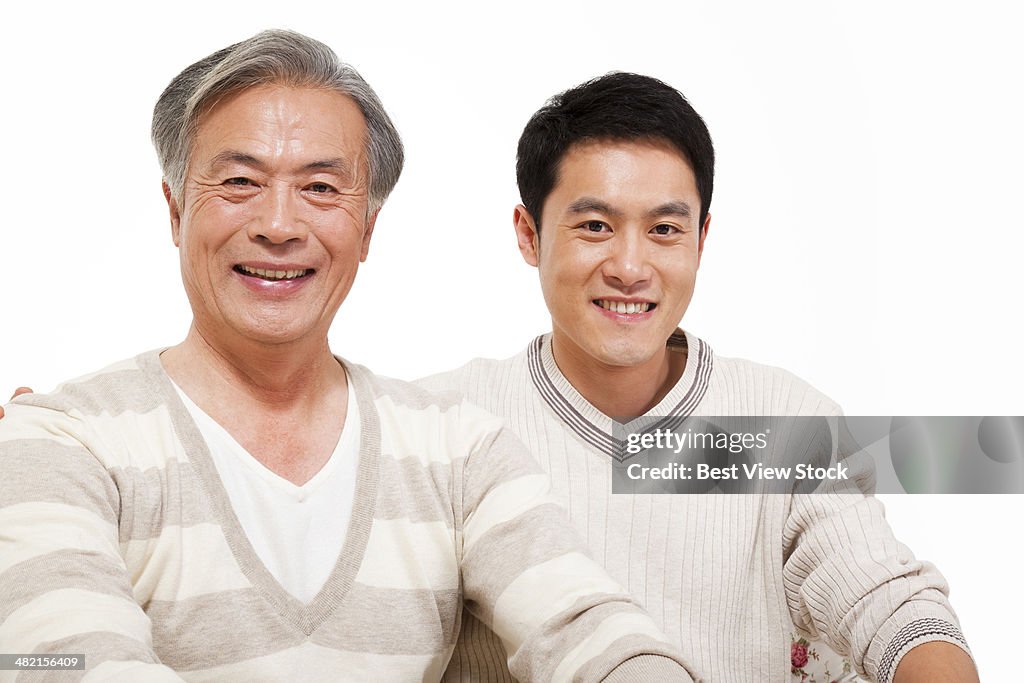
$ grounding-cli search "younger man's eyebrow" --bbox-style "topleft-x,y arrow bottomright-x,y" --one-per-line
647,201 -> 693,220
567,197 -> 623,217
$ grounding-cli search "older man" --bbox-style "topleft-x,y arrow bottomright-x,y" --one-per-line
423,74 -> 978,682
0,32 -> 700,682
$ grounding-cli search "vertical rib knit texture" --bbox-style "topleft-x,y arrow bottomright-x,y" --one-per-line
422,332 -> 968,683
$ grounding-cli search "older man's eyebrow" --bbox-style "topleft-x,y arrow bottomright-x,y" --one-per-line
208,150 -> 267,171
647,201 -> 693,220
566,197 -> 623,217
302,158 -> 348,171
301,158 -> 353,178
205,152 -> 352,178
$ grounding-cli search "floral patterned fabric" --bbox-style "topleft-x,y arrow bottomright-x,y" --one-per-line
791,635 -> 864,683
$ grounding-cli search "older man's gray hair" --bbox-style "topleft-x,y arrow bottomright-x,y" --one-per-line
152,29 -> 404,214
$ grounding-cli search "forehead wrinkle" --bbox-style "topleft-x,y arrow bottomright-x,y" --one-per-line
193,86 -> 369,192
202,149 -> 355,184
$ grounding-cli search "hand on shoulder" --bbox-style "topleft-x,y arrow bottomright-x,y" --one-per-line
0,387 -> 33,419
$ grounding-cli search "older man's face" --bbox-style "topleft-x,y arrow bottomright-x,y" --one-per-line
167,84 -> 375,348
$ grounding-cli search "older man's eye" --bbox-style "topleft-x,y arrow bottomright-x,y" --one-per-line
225,177 -> 253,186
308,182 -> 335,194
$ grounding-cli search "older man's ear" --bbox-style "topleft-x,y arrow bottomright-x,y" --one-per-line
163,181 -> 182,246
0,387 -> 34,419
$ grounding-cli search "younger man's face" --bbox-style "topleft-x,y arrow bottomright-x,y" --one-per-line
515,138 -> 708,372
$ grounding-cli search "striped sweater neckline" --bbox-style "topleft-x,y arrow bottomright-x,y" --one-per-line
137,350 -> 382,634
527,330 -> 714,460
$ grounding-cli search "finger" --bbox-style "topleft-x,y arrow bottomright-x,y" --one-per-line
2,388 -> 34,420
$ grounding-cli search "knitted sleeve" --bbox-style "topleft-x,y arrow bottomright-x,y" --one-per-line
456,410 -> 701,683
0,395 -> 183,682
782,415 -> 971,683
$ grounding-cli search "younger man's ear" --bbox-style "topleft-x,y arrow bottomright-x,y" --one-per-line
697,212 -> 711,265
163,181 -> 182,247
513,205 -> 540,267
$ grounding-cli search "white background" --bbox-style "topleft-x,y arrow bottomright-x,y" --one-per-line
2,1 -> 1021,678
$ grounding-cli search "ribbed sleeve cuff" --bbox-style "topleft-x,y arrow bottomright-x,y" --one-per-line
865,601 -> 971,683
601,654 -> 697,682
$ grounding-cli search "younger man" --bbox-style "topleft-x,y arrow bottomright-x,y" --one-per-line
427,73 -> 976,683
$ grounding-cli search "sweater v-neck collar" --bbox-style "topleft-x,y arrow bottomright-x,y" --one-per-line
137,350 -> 380,636
527,329 -> 714,460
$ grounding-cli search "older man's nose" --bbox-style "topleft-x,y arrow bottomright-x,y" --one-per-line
247,185 -> 309,244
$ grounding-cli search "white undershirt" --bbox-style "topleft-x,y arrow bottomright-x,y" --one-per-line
172,379 -> 360,603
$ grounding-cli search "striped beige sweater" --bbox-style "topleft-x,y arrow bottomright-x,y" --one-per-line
422,332 -> 971,683
0,351 -> 701,682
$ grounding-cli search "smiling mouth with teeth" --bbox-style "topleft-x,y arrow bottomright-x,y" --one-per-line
235,265 -> 313,281
594,300 -> 656,314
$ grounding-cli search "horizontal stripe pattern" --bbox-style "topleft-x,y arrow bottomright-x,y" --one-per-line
493,553 -> 626,644
374,455 -> 456,526
1,351 -> 684,681
120,523 -> 250,602
0,551 -> 136,624
2,588 -> 153,657
312,585 -> 462,655
110,461 -> 216,542
354,518 -> 459,591
462,503 -> 593,627
462,473 -> 552,554
82,660 -> 183,682
0,440 -> 119,525
0,502 -> 120,575
550,612 -> 672,682
173,641 -> 448,683
0,415 -> 96,449
35,631 -> 169,682
53,368 -> 168,417
148,589 -> 305,670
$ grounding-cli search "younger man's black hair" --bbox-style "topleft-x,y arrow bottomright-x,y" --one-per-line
516,72 -> 714,233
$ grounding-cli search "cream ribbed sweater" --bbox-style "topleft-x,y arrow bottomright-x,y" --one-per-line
421,332 -> 969,683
